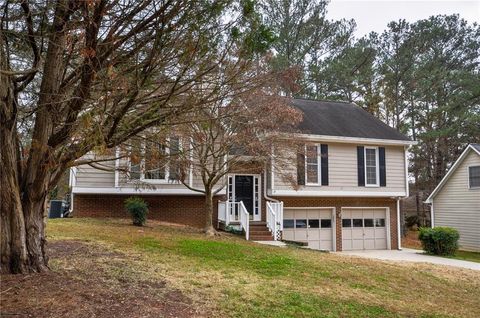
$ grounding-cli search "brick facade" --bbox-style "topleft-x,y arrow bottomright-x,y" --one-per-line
73,190 -> 399,251
274,196 -> 399,251
73,194 -> 222,229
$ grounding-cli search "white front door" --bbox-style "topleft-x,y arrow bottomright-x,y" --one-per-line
282,208 -> 334,251
341,208 -> 388,250
228,175 -> 261,221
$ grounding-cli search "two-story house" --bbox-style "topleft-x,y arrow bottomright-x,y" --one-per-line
69,99 -> 414,251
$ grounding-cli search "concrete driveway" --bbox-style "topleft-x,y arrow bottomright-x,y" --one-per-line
339,248 -> 480,271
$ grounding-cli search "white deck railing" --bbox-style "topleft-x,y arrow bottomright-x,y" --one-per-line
218,200 -> 250,240
266,201 -> 284,240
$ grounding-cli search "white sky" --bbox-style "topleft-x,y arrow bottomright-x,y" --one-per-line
327,0 -> 480,38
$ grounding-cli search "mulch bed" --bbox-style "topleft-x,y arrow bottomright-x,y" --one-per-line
1,241 -> 206,318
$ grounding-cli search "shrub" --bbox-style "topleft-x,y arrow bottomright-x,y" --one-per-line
418,227 -> 459,256
124,197 -> 148,226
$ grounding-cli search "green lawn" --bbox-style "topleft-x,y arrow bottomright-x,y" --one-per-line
41,218 -> 480,317
447,250 -> 480,263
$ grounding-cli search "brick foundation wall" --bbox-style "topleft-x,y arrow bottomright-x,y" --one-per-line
274,196 -> 399,251
73,194 -> 222,229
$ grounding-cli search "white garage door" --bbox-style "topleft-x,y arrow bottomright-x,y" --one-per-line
283,208 -> 334,251
342,208 -> 388,251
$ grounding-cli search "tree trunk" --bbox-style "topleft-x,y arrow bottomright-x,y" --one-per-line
0,116 -> 49,273
1,34 -> 49,274
204,190 -> 216,236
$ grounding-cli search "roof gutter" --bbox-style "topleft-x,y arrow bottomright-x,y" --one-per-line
281,133 -> 417,146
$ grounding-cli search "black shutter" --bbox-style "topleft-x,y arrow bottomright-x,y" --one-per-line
321,144 -> 329,186
357,146 -> 365,186
379,147 -> 386,187
297,151 -> 305,186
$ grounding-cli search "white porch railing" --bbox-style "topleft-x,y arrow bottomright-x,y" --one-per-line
266,201 -> 284,240
238,201 -> 250,241
218,200 -> 250,240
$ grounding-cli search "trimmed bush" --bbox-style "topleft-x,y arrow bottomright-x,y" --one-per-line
124,197 -> 148,226
418,227 -> 459,256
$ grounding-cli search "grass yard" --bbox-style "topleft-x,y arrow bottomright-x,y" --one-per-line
403,230 -> 480,263
2,219 -> 480,318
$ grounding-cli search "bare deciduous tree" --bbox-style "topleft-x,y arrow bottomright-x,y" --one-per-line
0,0 -> 270,274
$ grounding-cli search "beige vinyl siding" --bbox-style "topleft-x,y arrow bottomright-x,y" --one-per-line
75,157 -> 116,188
273,143 -> 406,194
433,151 -> 480,252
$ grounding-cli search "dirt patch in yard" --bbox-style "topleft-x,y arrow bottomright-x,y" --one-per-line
1,240 -> 206,318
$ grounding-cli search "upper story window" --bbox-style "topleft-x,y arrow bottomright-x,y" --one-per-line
305,145 -> 320,184
365,147 -> 379,186
469,166 -> 480,188
144,141 -> 167,180
129,137 -> 181,182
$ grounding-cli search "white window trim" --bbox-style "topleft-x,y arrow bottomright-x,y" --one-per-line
467,165 -> 480,189
129,137 -> 181,184
364,146 -> 380,187
305,144 -> 321,186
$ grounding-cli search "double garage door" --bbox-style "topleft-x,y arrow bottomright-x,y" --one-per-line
282,207 -> 389,251
283,208 -> 334,251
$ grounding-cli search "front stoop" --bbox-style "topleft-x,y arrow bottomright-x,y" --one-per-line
249,222 -> 274,241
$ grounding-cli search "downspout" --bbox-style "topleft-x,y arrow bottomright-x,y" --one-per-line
396,198 -> 402,250
264,164 -> 279,203
430,200 -> 434,228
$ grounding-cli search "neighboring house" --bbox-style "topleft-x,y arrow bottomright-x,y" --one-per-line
70,99 -> 414,251
425,144 -> 480,252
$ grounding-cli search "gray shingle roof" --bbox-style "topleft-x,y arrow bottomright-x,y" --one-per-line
471,143 -> 480,153
292,99 -> 410,141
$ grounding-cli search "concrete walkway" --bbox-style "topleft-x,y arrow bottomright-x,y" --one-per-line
254,240 -> 288,247
339,248 -> 480,271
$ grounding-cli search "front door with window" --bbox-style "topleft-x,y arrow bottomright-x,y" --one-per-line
228,175 -> 260,221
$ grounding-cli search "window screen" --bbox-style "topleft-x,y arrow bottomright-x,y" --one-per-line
306,145 -> 319,184
365,148 -> 378,185
469,166 -> 480,188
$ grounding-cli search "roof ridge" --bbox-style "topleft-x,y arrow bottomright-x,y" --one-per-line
292,97 -> 353,105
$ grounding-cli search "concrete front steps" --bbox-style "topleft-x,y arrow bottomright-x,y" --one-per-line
249,221 -> 274,241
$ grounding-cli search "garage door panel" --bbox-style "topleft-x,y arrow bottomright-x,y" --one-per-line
320,240 -> 332,251
283,208 -> 334,251
283,229 -> 294,241
295,210 -> 307,218
309,229 -> 321,240
308,241 -> 320,250
375,239 -> 387,249
342,208 -> 388,251
364,239 -> 375,249
320,229 -> 332,240
352,239 -> 364,249
284,210 -> 294,219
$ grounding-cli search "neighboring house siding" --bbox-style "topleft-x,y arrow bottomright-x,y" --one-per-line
434,151 -> 480,251
273,143 -> 406,194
